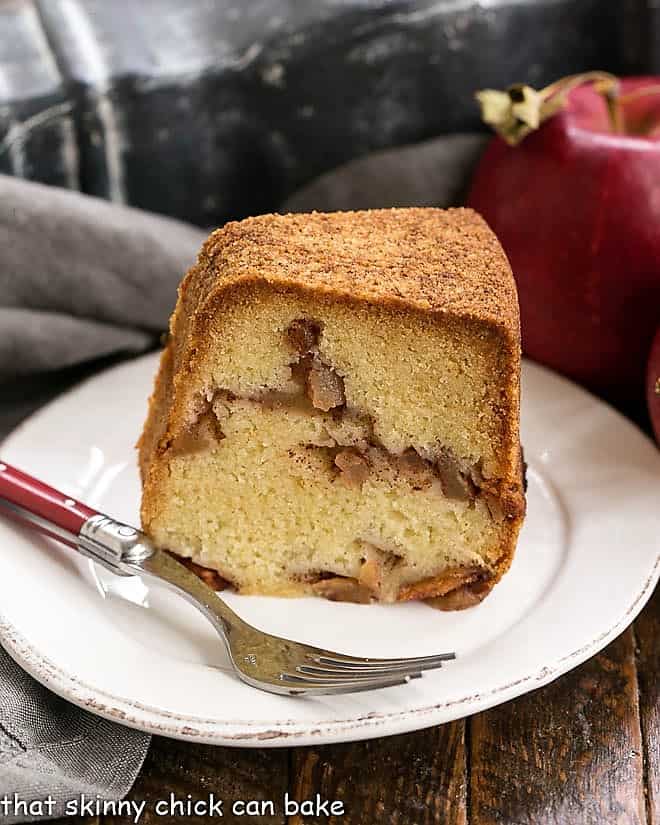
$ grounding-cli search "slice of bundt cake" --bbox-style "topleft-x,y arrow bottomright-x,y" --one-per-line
139,208 -> 525,608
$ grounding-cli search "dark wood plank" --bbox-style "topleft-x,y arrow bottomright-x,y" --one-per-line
50,819 -> 99,824
636,588 -> 660,824
104,735 -> 287,824
289,721 -> 467,825
470,629 -> 646,825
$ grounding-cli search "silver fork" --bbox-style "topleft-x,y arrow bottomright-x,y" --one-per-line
0,461 -> 455,695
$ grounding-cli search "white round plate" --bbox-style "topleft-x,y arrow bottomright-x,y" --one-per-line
0,354 -> 658,747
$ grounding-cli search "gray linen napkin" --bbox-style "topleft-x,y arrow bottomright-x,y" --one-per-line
281,133 -> 487,214
0,646 -> 149,823
0,173 -> 207,379
0,172 -> 206,430
0,133 -> 485,819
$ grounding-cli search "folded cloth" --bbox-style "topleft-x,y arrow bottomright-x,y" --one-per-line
0,173 -> 206,381
281,133 -> 486,213
0,133 -> 485,821
0,646 -> 149,824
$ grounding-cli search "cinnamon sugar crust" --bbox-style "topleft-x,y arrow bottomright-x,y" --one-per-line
198,207 -> 518,326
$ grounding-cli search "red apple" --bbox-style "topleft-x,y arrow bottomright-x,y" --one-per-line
646,327 -> 660,445
468,76 -> 660,409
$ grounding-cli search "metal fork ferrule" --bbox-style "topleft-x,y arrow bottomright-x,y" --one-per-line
78,514 -> 155,575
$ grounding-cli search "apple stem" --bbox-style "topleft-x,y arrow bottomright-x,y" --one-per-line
476,71 -> 621,145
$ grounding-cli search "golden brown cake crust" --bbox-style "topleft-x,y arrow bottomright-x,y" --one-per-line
138,208 -> 524,607
193,207 -> 518,333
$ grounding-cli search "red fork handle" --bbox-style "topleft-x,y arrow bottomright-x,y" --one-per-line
0,460 -> 97,547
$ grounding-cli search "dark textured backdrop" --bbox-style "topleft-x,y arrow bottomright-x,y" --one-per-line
0,0 -> 653,227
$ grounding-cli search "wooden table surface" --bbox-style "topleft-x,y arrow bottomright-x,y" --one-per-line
55,586 -> 657,825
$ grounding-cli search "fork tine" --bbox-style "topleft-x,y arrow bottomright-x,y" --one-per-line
313,658 -> 447,675
310,651 -> 455,672
296,664 -> 423,680
279,672 -> 413,694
